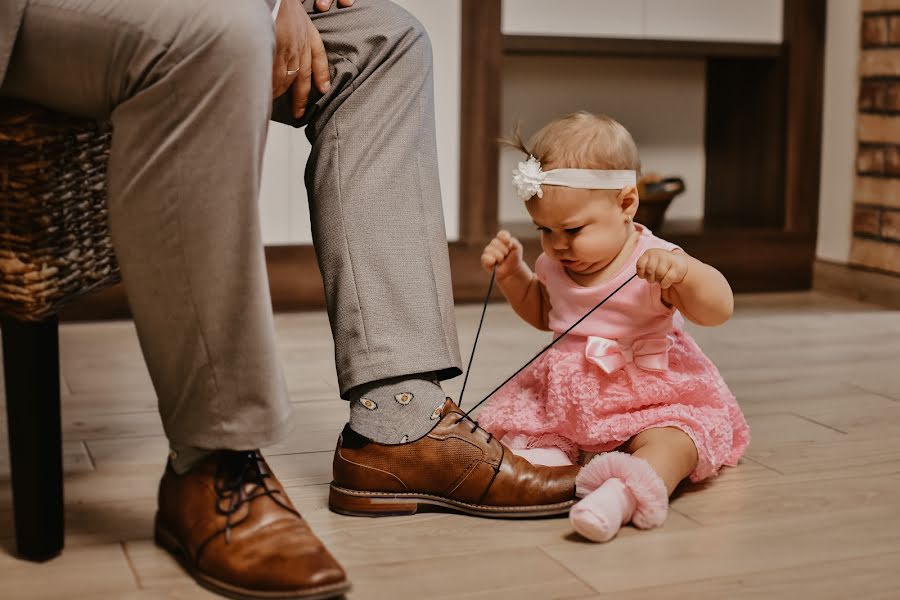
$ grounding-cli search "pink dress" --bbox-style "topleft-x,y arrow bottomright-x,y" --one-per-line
477,225 -> 750,482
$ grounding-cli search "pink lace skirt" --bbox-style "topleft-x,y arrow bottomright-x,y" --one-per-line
476,329 -> 750,482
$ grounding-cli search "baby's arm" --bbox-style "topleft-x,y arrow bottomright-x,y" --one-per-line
636,248 -> 734,326
481,231 -> 551,331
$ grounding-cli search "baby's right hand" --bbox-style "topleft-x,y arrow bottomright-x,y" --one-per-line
481,230 -> 524,279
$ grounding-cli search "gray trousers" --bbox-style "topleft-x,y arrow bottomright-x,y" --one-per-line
0,0 -> 461,449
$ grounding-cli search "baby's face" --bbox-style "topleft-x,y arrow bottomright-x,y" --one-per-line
527,185 -> 633,276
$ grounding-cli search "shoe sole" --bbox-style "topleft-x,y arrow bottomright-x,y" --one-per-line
328,484 -> 576,518
153,514 -> 352,600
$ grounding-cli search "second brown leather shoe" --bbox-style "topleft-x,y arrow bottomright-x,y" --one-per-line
156,450 -> 350,600
330,398 -> 580,518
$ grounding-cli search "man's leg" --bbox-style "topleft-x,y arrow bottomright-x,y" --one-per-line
1,2 -> 350,596
273,0 -> 462,444
269,1 -> 578,519
2,0 -> 291,450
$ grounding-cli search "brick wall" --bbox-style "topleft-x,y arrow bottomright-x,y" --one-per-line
854,0 -> 900,274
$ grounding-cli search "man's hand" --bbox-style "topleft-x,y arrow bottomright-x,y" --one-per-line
273,0 -> 333,118
313,0 -> 355,12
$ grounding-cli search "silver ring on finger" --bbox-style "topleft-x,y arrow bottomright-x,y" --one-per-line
286,67 -> 300,76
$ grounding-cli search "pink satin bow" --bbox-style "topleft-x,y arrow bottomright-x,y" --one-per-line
584,336 -> 673,374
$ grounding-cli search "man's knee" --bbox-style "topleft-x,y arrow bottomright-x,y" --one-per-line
389,3 -> 432,67
176,0 -> 275,80
359,0 -> 432,67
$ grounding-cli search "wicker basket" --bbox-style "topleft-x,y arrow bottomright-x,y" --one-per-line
636,175 -> 686,232
0,100 -> 120,321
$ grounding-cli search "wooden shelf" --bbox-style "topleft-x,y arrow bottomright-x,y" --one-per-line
664,228 -> 816,292
502,35 -> 783,59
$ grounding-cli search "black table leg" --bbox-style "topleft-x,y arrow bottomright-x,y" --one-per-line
1,316 -> 64,561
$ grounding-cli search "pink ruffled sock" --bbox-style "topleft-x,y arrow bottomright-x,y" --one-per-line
570,451 -> 669,543
570,478 -> 636,542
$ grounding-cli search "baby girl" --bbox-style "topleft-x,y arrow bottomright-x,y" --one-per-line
478,112 -> 750,543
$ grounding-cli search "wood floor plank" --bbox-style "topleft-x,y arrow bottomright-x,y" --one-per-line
730,291 -> 882,313
60,410 -> 165,441
579,551 -> 900,600
1,498 -> 157,546
0,440 -> 92,477
842,365 -> 900,402
61,353 -> 154,395
0,467 -> 162,509
718,355 -> 899,389
315,510 -> 699,569
0,543 -> 138,598
673,471 -> 900,526
264,401 -> 348,455
736,384 -> 886,415
72,592 -> 176,600
63,401 -> 346,448
783,391 -> 900,434
687,458 -> 781,488
743,413 -> 846,449
746,435 -> 900,477
60,391 -> 159,416
85,438 -> 334,494
541,505 -> 900,594
122,540 -> 221,598
345,547 -> 593,600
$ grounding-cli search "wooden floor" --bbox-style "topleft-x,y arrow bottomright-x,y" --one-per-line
2,291 -> 900,599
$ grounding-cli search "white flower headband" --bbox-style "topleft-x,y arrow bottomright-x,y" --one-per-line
512,155 -> 637,201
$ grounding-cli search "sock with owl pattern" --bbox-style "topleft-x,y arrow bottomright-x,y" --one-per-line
347,375 -> 448,444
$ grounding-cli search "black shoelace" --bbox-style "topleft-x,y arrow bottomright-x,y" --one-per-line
450,396 -> 493,443
453,266 -> 638,433
213,450 -> 295,543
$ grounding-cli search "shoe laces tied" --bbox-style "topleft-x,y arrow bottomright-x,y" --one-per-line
449,398 -> 493,443
213,450 -> 287,544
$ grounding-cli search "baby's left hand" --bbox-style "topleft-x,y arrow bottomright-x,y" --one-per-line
636,249 -> 689,289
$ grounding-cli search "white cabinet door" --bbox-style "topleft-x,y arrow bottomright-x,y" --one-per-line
259,123 -> 295,245
644,0 -> 783,43
394,0 -> 461,241
502,1 -> 782,42
502,0 -> 643,38
258,123 -> 314,246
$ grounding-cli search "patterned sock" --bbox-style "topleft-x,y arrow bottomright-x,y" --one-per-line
348,375 -> 447,444
168,445 -> 214,475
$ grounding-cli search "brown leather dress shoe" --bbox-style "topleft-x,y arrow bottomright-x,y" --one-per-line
155,450 -> 350,600
329,398 -> 580,518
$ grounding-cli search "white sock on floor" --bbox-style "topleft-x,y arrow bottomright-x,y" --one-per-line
569,478 -> 636,543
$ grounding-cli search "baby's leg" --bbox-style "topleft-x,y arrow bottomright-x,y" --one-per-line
510,447 -> 574,467
624,426 -> 699,494
571,427 -> 698,542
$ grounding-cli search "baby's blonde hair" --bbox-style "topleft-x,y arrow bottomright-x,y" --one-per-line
504,111 -> 641,175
